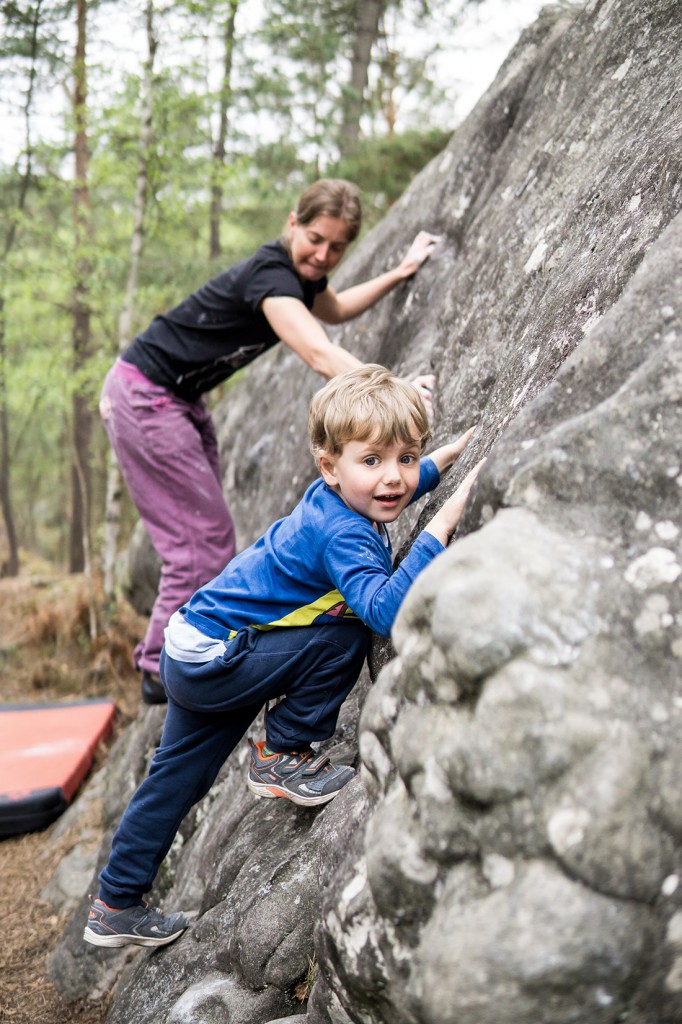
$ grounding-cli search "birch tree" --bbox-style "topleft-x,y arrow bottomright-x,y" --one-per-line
209,0 -> 240,260
70,0 -> 94,579
102,0 -> 158,606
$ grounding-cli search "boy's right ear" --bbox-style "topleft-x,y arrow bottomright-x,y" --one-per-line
318,452 -> 338,487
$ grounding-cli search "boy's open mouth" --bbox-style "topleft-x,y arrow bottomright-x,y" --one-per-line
375,493 -> 402,505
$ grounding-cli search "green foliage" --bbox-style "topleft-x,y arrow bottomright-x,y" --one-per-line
0,0 -> 501,567
332,128 -> 451,224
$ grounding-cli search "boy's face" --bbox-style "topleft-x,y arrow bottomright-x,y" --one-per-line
319,435 -> 422,525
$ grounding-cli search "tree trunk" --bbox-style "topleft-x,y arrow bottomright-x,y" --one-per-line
0,298 -> 19,577
70,0 -> 95,641
0,0 -> 43,577
209,0 -> 240,262
102,0 -> 158,606
339,0 -> 384,157
378,39 -> 398,136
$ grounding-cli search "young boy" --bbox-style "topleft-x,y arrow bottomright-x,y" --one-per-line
84,364 -> 483,949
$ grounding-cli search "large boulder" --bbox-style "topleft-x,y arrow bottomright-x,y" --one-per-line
49,0 -> 682,1021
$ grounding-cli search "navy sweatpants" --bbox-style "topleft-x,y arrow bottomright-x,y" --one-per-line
98,621 -> 368,907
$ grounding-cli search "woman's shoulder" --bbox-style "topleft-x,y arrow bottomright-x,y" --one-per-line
236,239 -> 301,289
252,238 -> 292,269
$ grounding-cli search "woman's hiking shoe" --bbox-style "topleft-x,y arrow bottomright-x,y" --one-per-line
83,897 -> 188,948
247,739 -> 354,806
141,670 -> 167,705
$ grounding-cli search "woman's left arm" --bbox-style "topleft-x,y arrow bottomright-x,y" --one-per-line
313,231 -> 440,324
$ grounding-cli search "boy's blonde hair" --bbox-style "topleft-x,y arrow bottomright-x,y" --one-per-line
309,364 -> 431,459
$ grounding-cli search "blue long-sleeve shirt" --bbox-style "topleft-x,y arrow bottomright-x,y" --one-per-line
182,458 -> 444,639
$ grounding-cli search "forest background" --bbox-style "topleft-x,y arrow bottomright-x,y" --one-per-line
0,0 -> 542,615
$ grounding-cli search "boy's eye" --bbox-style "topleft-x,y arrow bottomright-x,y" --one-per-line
364,456 -> 379,466
400,454 -> 417,464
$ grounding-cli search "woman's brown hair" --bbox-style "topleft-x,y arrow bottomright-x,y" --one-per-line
292,179 -> 362,241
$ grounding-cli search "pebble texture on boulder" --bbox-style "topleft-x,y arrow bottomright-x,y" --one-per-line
48,0 -> 681,1021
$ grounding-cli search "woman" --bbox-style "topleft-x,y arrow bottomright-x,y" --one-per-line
100,178 -> 439,703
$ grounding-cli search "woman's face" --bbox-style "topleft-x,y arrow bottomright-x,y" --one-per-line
287,213 -> 351,281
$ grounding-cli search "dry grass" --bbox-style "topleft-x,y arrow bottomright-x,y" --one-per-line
0,571 -> 146,1023
0,830 -> 111,1024
293,956 -> 318,1003
0,572 -> 144,716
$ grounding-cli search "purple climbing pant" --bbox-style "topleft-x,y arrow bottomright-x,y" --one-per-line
100,359 -> 236,675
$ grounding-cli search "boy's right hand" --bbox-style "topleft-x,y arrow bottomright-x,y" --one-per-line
424,459 -> 486,547
428,426 -> 476,474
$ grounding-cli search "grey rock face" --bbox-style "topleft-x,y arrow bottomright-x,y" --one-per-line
49,0 -> 681,1021
124,518 -> 161,616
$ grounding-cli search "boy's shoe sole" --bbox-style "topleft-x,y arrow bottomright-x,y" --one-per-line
83,898 -> 188,948
247,776 -> 341,806
247,739 -> 354,807
83,926 -> 184,948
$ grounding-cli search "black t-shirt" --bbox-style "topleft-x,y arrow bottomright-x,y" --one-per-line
122,240 -> 328,402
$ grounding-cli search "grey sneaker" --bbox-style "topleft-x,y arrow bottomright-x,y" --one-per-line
247,739 -> 355,807
83,897 -> 189,948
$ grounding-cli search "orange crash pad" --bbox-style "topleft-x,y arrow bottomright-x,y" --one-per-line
0,699 -> 115,837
